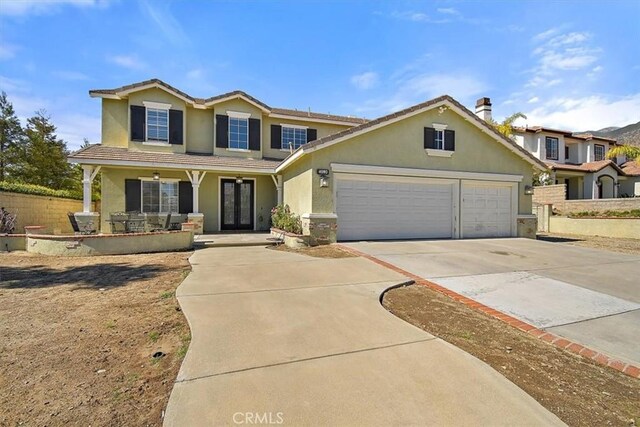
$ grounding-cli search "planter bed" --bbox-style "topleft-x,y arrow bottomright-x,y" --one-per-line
270,228 -> 309,248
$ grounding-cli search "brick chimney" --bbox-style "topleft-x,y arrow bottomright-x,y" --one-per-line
475,97 -> 492,122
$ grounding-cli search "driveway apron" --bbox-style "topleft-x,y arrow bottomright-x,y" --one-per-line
164,246 -> 563,426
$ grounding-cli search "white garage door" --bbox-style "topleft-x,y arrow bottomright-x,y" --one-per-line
461,182 -> 513,238
336,176 -> 455,241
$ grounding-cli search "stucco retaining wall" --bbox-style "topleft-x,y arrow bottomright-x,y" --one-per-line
549,217 -> 640,239
554,198 -> 640,214
0,234 -> 26,251
270,228 -> 308,248
26,230 -> 193,256
0,191 -> 97,234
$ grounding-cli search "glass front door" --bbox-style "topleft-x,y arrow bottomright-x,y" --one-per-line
221,179 -> 254,230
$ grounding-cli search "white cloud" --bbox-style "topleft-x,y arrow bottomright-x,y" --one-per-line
524,94 -> 640,130
107,54 -> 146,70
532,27 -> 560,42
0,42 -> 19,60
0,0 -> 111,16
56,113 -> 101,149
527,96 -> 539,104
437,7 -> 459,15
350,72 -> 379,90
52,70 -> 90,81
139,0 -> 189,46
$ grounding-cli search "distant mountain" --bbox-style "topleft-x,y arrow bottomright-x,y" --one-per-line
585,121 -> 640,147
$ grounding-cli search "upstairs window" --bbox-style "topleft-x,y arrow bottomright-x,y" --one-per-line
229,117 -> 249,150
147,108 -> 169,142
434,129 -> 445,150
282,126 -> 307,150
594,144 -> 605,161
545,137 -> 559,160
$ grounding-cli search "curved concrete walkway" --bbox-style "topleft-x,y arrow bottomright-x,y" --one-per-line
164,246 -> 564,426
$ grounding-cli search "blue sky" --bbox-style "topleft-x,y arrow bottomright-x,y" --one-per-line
1,0 -> 639,150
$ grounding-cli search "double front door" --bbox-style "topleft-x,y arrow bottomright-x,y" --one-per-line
221,179 -> 254,230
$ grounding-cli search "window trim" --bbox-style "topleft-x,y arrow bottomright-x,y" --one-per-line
545,136 -> 559,160
139,177 -> 180,214
228,116 -> 249,150
280,124 -> 308,151
144,104 -> 170,144
594,144 -> 605,161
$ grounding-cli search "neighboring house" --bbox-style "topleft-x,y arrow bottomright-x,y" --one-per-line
69,79 -> 546,242
477,95 -> 640,199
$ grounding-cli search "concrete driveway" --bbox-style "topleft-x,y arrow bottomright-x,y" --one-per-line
344,238 -> 640,366
164,246 -> 562,426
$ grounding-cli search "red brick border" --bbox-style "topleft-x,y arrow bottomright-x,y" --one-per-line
337,244 -> 640,379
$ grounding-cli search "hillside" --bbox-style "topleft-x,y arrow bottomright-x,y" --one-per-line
587,121 -> 640,146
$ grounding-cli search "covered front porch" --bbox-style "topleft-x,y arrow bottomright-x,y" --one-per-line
550,161 -> 623,200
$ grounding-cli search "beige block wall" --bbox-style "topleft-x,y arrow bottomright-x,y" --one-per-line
533,184 -> 567,205
554,198 -> 640,214
100,168 -> 276,233
304,107 -> 536,215
0,191 -> 96,234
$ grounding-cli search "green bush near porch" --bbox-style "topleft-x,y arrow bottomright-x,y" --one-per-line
270,204 -> 302,234
0,181 -> 83,200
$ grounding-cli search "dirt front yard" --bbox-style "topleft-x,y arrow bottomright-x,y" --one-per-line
384,284 -> 640,427
0,251 -> 192,426
538,233 -> 640,255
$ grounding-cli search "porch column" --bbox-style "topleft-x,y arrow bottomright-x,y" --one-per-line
185,170 -> 206,234
271,175 -> 283,205
614,181 -> 619,198
81,165 -> 101,213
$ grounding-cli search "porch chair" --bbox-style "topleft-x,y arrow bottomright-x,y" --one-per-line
67,212 -> 95,235
109,212 -> 129,234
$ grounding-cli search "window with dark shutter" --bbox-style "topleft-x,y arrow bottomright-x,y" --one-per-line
444,130 -> 455,151
216,114 -> 229,148
130,106 -> 145,142
271,125 -> 282,149
248,118 -> 261,151
307,128 -> 317,143
125,179 -> 141,212
169,110 -> 183,145
424,127 -> 436,149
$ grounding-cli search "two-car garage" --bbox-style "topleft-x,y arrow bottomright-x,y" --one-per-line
334,164 -> 518,241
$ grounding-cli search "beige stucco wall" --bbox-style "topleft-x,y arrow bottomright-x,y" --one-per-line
292,107 -> 535,215
549,217 -> 640,239
0,191 -> 96,234
186,107 -> 214,154
100,167 -> 276,233
281,156 -> 313,215
101,98 -> 128,148
212,99 -> 264,159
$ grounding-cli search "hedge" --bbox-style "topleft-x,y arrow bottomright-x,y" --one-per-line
0,181 -> 83,200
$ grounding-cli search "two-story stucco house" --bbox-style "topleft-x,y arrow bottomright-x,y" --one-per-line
470,96 -> 640,199
69,79 -> 548,242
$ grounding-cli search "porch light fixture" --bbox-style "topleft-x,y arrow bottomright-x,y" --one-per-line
152,171 -> 160,181
235,177 -> 244,184
524,185 -> 534,195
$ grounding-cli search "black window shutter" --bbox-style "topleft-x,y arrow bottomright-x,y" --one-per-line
444,130 -> 455,151
125,179 -> 141,212
424,127 -> 436,149
131,106 -> 145,141
271,125 -> 282,149
179,181 -> 192,214
169,109 -> 183,145
248,118 -> 261,151
216,115 -> 228,148
307,128 -> 317,143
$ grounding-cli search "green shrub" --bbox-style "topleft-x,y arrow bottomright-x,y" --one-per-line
569,209 -> 640,218
0,181 -> 83,200
270,204 -> 302,234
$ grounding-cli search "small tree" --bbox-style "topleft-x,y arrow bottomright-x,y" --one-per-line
0,92 -> 24,181
489,112 -> 527,139
606,145 -> 640,165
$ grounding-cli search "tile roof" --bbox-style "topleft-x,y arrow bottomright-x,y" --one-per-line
621,160 -> 640,176
69,144 -> 281,172
546,160 -> 624,174
297,95 -> 547,170
89,78 -> 366,124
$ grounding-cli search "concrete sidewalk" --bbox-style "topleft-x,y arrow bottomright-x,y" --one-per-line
344,238 -> 640,366
164,246 -> 563,426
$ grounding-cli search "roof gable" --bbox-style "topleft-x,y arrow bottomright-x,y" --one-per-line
277,95 -> 547,172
